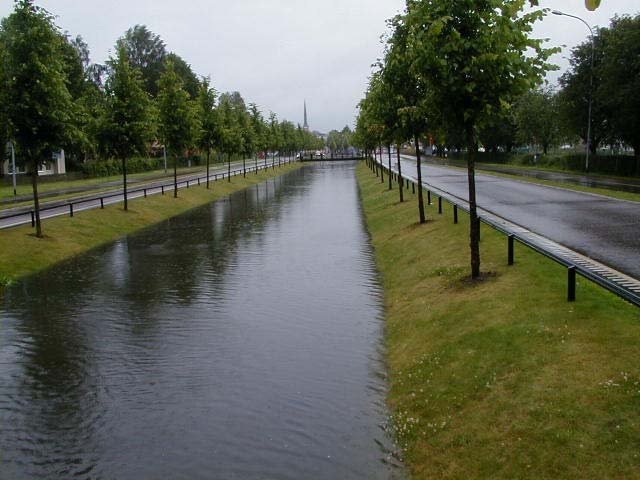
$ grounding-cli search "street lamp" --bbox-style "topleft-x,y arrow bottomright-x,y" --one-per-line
552,10 -> 595,172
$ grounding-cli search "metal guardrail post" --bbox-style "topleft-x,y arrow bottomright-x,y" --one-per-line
427,190 -> 431,204
568,266 -> 576,301
144,189 -> 147,198
187,180 -> 189,188
69,204 -> 73,217
198,178 -> 200,185
100,198 -> 104,209
31,211 -> 35,227
412,182 -> 415,194
508,235 -> 514,265
438,196 -> 443,214
454,205 -> 458,224
161,186 -> 164,195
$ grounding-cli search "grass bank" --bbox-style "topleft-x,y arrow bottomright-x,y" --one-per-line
0,162 -> 302,288
356,162 -> 640,479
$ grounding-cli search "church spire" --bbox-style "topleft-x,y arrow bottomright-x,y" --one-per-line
303,100 -> 309,131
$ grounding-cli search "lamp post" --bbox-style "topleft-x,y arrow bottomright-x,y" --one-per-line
553,10 -> 595,172
10,142 -> 17,196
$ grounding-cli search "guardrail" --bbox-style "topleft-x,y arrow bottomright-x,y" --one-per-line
1,157 -> 295,230
367,155 -> 640,308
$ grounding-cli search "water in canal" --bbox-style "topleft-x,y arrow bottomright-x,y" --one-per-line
0,163 -> 401,479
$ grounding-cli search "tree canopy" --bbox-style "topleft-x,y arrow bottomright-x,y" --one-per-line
0,0 -> 75,235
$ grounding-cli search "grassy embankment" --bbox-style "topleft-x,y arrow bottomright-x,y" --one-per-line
357,161 -> 640,479
0,162 -> 302,288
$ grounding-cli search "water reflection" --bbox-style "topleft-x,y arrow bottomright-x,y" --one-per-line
0,163 -> 401,479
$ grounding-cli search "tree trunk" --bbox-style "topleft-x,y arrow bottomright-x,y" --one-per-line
415,134 -> 426,224
397,146 -> 403,203
466,126 -> 481,279
173,154 -> 178,198
387,144 -> 392,190
122,156 -> 128,211
379,145 -> 384,184
31,158 -> 42,237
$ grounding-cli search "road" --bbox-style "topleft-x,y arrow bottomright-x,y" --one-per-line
422,157 -> 640,194
0,158 -> 288,230
397,154 -> 640,279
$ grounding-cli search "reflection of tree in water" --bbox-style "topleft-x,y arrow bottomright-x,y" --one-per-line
1,262 -> 104,477
106,168 -> 310,326
0,163 -> 362,477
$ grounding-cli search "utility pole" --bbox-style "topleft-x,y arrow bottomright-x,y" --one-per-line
553,10 -> 595,172
11,142 -> 17,196
163,145 -> 168,173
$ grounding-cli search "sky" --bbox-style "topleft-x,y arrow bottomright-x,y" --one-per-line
1,0 -> 638,133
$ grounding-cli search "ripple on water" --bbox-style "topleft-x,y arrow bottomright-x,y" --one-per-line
0,163 -> 401,479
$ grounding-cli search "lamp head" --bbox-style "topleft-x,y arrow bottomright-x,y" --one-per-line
552,10 -> 564,16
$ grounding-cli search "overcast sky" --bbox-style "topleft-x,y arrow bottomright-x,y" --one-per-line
1,1 -> 638,132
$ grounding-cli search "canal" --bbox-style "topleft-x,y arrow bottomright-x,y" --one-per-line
0,162 -> 400,479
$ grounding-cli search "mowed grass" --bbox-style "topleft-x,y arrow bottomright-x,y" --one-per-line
0,163 -> 302,286
357,162 -> 640,479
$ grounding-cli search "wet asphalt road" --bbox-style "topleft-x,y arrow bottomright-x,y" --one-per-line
399,155 -> 640,279
422,157 -> 640,193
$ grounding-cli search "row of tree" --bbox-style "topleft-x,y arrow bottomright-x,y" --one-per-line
354,0 -> 557,279
0,0 -> 323,236
451,12 -> 639,164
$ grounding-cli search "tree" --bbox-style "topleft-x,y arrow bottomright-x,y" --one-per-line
598,14 -> 640,173
558,30 -> 610,155
0,0 -> 74,237
103,45 -> 155,210
167,52 -> 200,99
361,72 -> 400,193
249,103 -> 266,173
60,34 -> 104,165
515,88 -> 563,155
267,112 -> 282,166
406,0 -> 556,278
218,92 -> 243,181
158,60 -> 197,197
117,25 -> 167,97
479,111 -> 518,154
239,106 -> 254,176
196,77 -> 219,188
383,14 -> 430,222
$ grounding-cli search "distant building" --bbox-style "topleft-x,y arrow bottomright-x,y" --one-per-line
2,143 -> 66,176
303,101 -> 309,131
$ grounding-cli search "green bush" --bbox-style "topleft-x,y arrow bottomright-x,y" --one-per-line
78,156 -> 197,177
